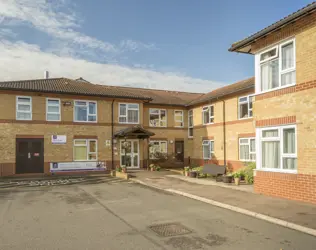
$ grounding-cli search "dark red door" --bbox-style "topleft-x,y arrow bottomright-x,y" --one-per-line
16,138 -> 44,174
175,141 -> 184,162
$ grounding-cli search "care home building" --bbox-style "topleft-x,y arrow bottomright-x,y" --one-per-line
229,2 -> 316,203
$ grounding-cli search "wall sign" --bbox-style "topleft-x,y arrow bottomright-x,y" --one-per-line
52,135 -> 67,144
105,140 -> 111,146
50,161 -> 106,172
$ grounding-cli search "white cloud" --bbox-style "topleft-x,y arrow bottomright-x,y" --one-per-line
0,41 -> 225,93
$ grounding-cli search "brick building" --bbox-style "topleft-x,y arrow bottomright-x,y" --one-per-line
229,2 -> 316,203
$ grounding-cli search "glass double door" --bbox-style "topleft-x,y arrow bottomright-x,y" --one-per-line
120,140 -> 139,168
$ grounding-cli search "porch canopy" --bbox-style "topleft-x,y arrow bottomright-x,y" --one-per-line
113,125 -> 155,139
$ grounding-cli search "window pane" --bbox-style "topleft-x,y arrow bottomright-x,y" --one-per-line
250,139 -> 256,152
18,104 -> 31,111
249,96 -> 253,109
128,104 -> 138,109
262,129 -> 278,137
189,116 -> 193,127
160,120 -> 167,127
127,110 -> 138,123
283,158 -> 297,170
120,104 -> 126,116
281,71 -> 296,86
239,103 -> 248,118
203,109 -> 209,124
175,110 -> 182,116
150,113 -> 159,126
18,97 -> 31,103
75,106 -> 87,121
74,140 -> 86,145
17,112 -> 31,120
239,97 -> 247,102
189,128 -> 193,137
262,141 -> 280,168
48,106 -> 59,113
203,144 -> 210,159
175,121 -> 183,127
240,138 -> 248,144
89,140 -> 97,153
240,145 -> 250,160
282,42 -> 294,70
89,102 -> 96,114
47,114 -> 60,121
260,48 -> 277,61
283,128 -> 295,154
150,109 -> 159,114
48,99 -> 59,105
160,110 -> 166,120
210,106 -> 214,117
250,153 -> 256,160
210,141 -> 214,152
74,146 -> 87,161
119,116 -> 127,123
261,59 -> 279,91
88,153 -> 97,160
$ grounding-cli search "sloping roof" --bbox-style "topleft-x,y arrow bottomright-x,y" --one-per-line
114,125 -> 155,139
188,77 -> 255,106
229,2 -> 316,53
0,78 -> 152,101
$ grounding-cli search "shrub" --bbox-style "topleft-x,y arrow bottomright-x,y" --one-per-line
244,162 -> 256,184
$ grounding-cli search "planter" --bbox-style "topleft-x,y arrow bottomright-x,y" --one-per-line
184,171 -> 190,177
189,172 -> 197,178
234,177 -> 240,185
122,168 -> 127,173
222,175 -> 233,183
110,170 -> 116,177
116,171 -> 129,180
151,167 -> 155,171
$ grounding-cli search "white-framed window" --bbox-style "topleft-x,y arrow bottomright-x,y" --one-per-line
202,140 -> 214,159
119,103 -> 139,124
188,109 -> 193,137
149,140 -> 167,159
73,139 -> 97,161
202,105 -> 214,125
257,38 -> 296,93
149,109 -> 167,127
238,95 -> 253,119
74,101 -> 97,122
16,96 -> 32,120
46,98 -> 61,121
257,125 -> 297,173
174,110 -> 184,127
239,138 -> 256,161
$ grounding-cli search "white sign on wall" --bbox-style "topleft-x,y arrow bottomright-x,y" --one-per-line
51,135 -> 67,144
50,161 -> 106,172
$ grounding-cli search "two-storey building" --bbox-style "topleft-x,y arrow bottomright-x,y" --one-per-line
229,2 -> 316,203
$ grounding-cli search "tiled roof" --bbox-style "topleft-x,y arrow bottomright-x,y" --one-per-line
188,77 -> 255,105
0,77 -> 255,106
0,78 -> 152,101
229,2 -> 316,53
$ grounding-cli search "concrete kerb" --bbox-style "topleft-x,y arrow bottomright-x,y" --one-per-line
130,179 -> 316,237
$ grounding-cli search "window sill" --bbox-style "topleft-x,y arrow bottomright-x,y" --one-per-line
238,117 -> 253,121
203,122 -> 214,126
118,122 -> 140,125
16,118 -> 32,121
255,83 -> 296,96
240,159 -> 256,162
149,126 -> 167,128
255,168 -> 297,174
74,120 -> 97,123
174,126 -> 184,128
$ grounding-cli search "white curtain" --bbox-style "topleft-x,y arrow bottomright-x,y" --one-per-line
283,158 -> 297,170
281,71 -> 296,86
203,144 -> 211,159
240,145 -> 249,160
283,128 -> 295,153
282,42 -> 294,70
128,110 -> 138,123
262,141 -> 280,169
261,60 -> 279,91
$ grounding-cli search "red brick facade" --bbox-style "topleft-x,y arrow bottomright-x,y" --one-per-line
256,116 -> 296,127
255,171 -> 316,204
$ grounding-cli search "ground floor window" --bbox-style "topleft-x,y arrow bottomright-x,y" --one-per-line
239,138 -> 255,161
74,139 -> 97,161
257,125 -> 297,171
149,140 -> 167,159
202,140 -> 214,159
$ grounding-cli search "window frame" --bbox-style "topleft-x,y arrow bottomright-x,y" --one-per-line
238,95 -> 253,120
118,103 -> 140,124
73,139 -> 98,161
202,105 -> 214,125
73,100 -> 97,123
239,137 -> 256,162
202,140 -> 214,160
149,140 -> 168,159
46,98 -> 61,121
256,38 -> 296,94
174,110 -> 184,128
256,125 -> 297,173
16,96 -> 32,120
188,109 -> 194,138
149,108 -> 167,127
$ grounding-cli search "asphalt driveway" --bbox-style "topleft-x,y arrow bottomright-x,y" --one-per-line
0,176 -> 315,250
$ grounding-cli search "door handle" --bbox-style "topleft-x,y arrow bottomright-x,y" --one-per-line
28,152 -> 31,159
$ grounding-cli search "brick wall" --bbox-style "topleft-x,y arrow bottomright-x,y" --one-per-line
255,170 -> 316,204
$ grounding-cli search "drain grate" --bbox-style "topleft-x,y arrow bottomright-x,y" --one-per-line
149,222 -> 192,237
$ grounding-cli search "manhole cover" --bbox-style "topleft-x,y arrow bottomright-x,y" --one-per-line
149,222 -> 192,237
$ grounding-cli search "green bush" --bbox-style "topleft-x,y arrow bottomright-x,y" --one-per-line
244,162 -> 256,184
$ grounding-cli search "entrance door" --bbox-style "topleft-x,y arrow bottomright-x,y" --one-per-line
175,141 -> 184,162
120,140 -> 139,168
16,138 -> 44,174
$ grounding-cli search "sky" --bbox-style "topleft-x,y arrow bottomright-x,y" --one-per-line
0,0 -> 312,93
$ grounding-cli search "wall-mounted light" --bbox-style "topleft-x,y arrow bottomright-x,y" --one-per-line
169,140 -> 174,144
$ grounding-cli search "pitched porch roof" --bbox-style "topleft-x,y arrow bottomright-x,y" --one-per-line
114,125 -> 155,139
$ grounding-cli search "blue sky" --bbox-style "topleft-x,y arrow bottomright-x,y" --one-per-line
0,0 -> 312,92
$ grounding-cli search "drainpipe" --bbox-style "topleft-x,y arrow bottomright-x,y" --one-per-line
111,99 -> 115,170
222,100 -> 227,167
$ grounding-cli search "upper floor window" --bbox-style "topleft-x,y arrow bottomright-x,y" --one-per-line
16,96 -> 32,120
239,138 -> 255,161
119,103 -> 139,124
202,105 -> 214,125
174,110 -> 184,127
46,98 -> 61,121
188,110 -> 193,137
149,109 -> 167,127
258,39 -> 295,93
238,95 -> 253,119
74,101 -> 97,122
202,140 -> 214,159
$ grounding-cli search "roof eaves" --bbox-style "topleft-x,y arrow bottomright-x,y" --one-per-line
229,2 -> 316,53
